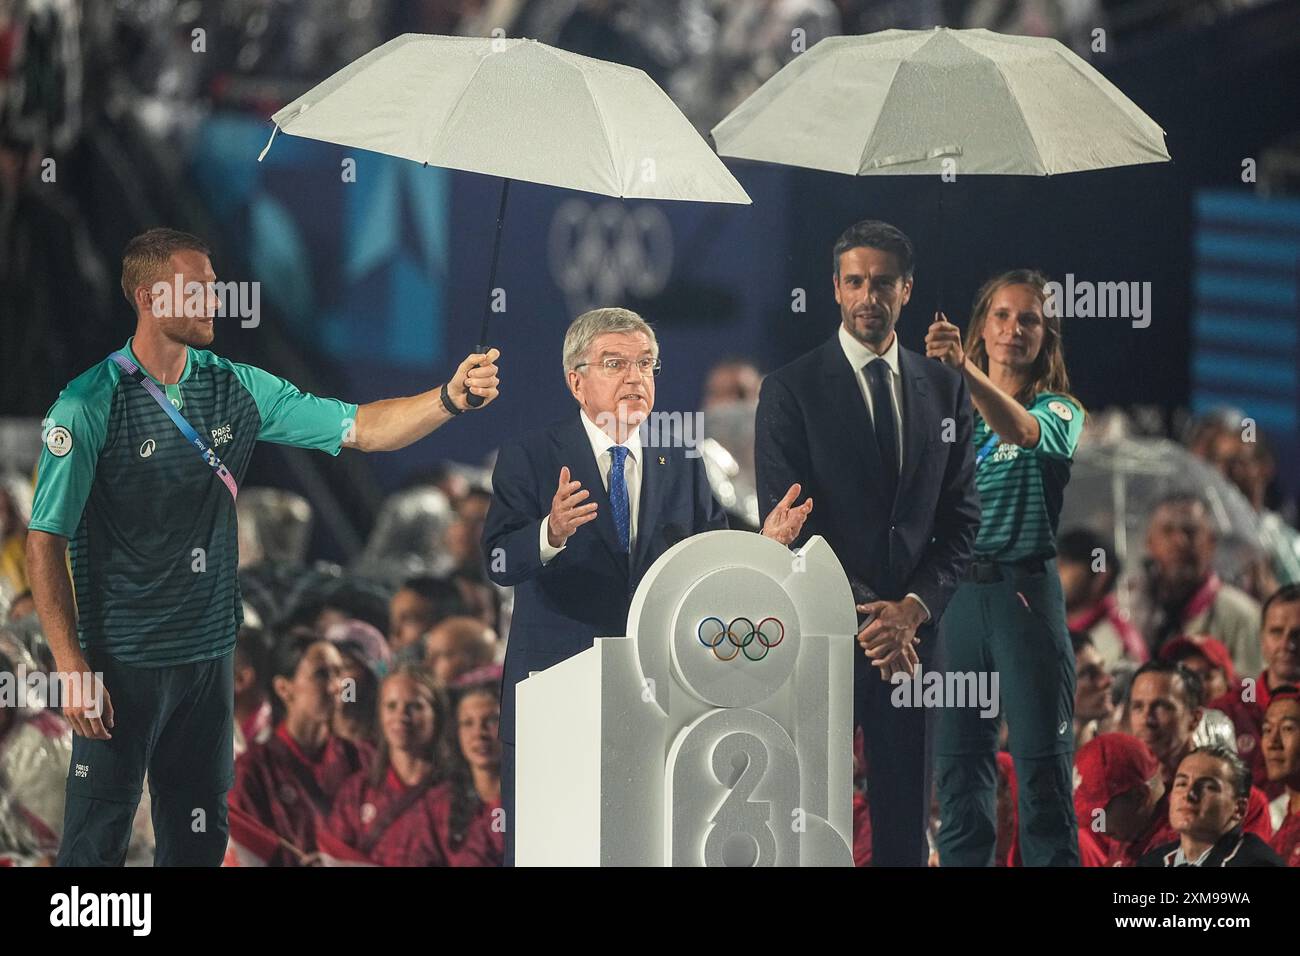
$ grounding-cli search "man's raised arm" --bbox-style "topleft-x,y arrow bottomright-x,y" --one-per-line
345,349 -> 500,452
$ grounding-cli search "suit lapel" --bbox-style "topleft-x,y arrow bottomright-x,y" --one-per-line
555,415 -> 624,565
631,437 -> 663,576
897,349 -> 933,502
822,338 -> 886,504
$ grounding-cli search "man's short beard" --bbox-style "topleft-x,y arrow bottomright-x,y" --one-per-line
845,309 -> 895,349
175,322 -> 214,346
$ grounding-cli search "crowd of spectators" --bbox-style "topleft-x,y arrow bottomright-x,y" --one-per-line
1032,408 -> 1300,867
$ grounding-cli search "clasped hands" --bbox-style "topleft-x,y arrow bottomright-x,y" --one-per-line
856,596 -> 926,681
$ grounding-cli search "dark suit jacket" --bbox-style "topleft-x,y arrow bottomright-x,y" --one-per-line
484,412 -> 728,743
1138,828 -> 1284,867
755,335 -> 980,633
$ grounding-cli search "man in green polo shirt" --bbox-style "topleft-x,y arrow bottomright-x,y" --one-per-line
25,227 -> 501,866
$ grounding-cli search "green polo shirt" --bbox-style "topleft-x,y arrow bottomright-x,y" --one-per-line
29,337 -> 358,666
971,391 -> 1083,562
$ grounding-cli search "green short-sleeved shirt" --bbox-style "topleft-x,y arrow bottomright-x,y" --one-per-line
971,391 -> 1083,562
28,337 -> 358,666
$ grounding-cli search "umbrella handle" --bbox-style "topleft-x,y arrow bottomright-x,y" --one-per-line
465,177 -> 512,408
463,360 -> 487,408
461,341 -> 491,410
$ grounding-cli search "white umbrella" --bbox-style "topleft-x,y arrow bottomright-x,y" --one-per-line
1058,434 -> 1263,590
711,27 -> 1170,310
259,34 -> 750,401
712,27 -> 1170,177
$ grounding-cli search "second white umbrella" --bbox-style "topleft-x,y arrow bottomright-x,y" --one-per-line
712,27 -> 1170,177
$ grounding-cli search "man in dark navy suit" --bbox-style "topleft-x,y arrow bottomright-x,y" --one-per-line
755,220 -> 981,866
483,307 -> 812,864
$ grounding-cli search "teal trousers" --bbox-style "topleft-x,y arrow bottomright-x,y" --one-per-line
935,560 -> 1079,866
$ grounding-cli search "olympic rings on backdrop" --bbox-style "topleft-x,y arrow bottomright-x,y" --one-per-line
696,616 -> 785,662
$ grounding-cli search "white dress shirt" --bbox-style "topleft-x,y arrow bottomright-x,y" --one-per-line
539,411 -> 643,564
836,325 -> 929,622
838,324 -> 904,470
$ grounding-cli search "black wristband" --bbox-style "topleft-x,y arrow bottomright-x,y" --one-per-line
440,381 -> 463,416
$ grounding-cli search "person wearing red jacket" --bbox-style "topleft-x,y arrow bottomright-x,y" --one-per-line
435,669 -> 506,866
1262,688 -> 1300,865
852,791 -> 872,867
230,634 -> 370,865
1072,733 -> 1165,867
1210,583 -> 1300,796
325,667 -> 458,866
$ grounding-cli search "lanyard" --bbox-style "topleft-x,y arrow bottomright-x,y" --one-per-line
974,431 -> 1001,467
109,350 -> 239,501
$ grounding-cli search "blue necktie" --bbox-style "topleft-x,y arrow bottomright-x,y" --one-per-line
865,360 -> 899,505
609,445 -> 631,553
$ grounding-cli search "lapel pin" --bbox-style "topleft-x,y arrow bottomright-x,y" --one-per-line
658,456 -> 666,465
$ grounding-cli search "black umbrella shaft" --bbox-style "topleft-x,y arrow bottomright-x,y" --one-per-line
936,179 -> 945,316
478,176 -> 512,349
464,177 -> 511,409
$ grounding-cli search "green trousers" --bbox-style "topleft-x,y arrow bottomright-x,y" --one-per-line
935,559 -> 1079,866
56,648 -> 234,867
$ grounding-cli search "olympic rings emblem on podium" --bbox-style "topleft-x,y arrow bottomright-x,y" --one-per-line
697,616 -> 785,662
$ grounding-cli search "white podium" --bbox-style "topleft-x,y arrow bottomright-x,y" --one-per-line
515,531 -> 856,866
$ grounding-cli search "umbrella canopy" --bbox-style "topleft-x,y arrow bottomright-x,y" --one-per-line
711,27 -> 1169,177
1058,434 -> 1263,588
263,33 -> 750,204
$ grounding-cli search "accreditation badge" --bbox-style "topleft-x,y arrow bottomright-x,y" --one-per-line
1047,400 -> 1074,422
46,425 -> 73,457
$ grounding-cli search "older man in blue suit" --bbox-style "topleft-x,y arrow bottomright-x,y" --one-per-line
484,307 -> 811,864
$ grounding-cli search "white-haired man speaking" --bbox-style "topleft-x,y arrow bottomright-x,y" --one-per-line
483,307 -> 811,864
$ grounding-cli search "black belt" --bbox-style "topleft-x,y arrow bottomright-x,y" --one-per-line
966,556 -> 1048,583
